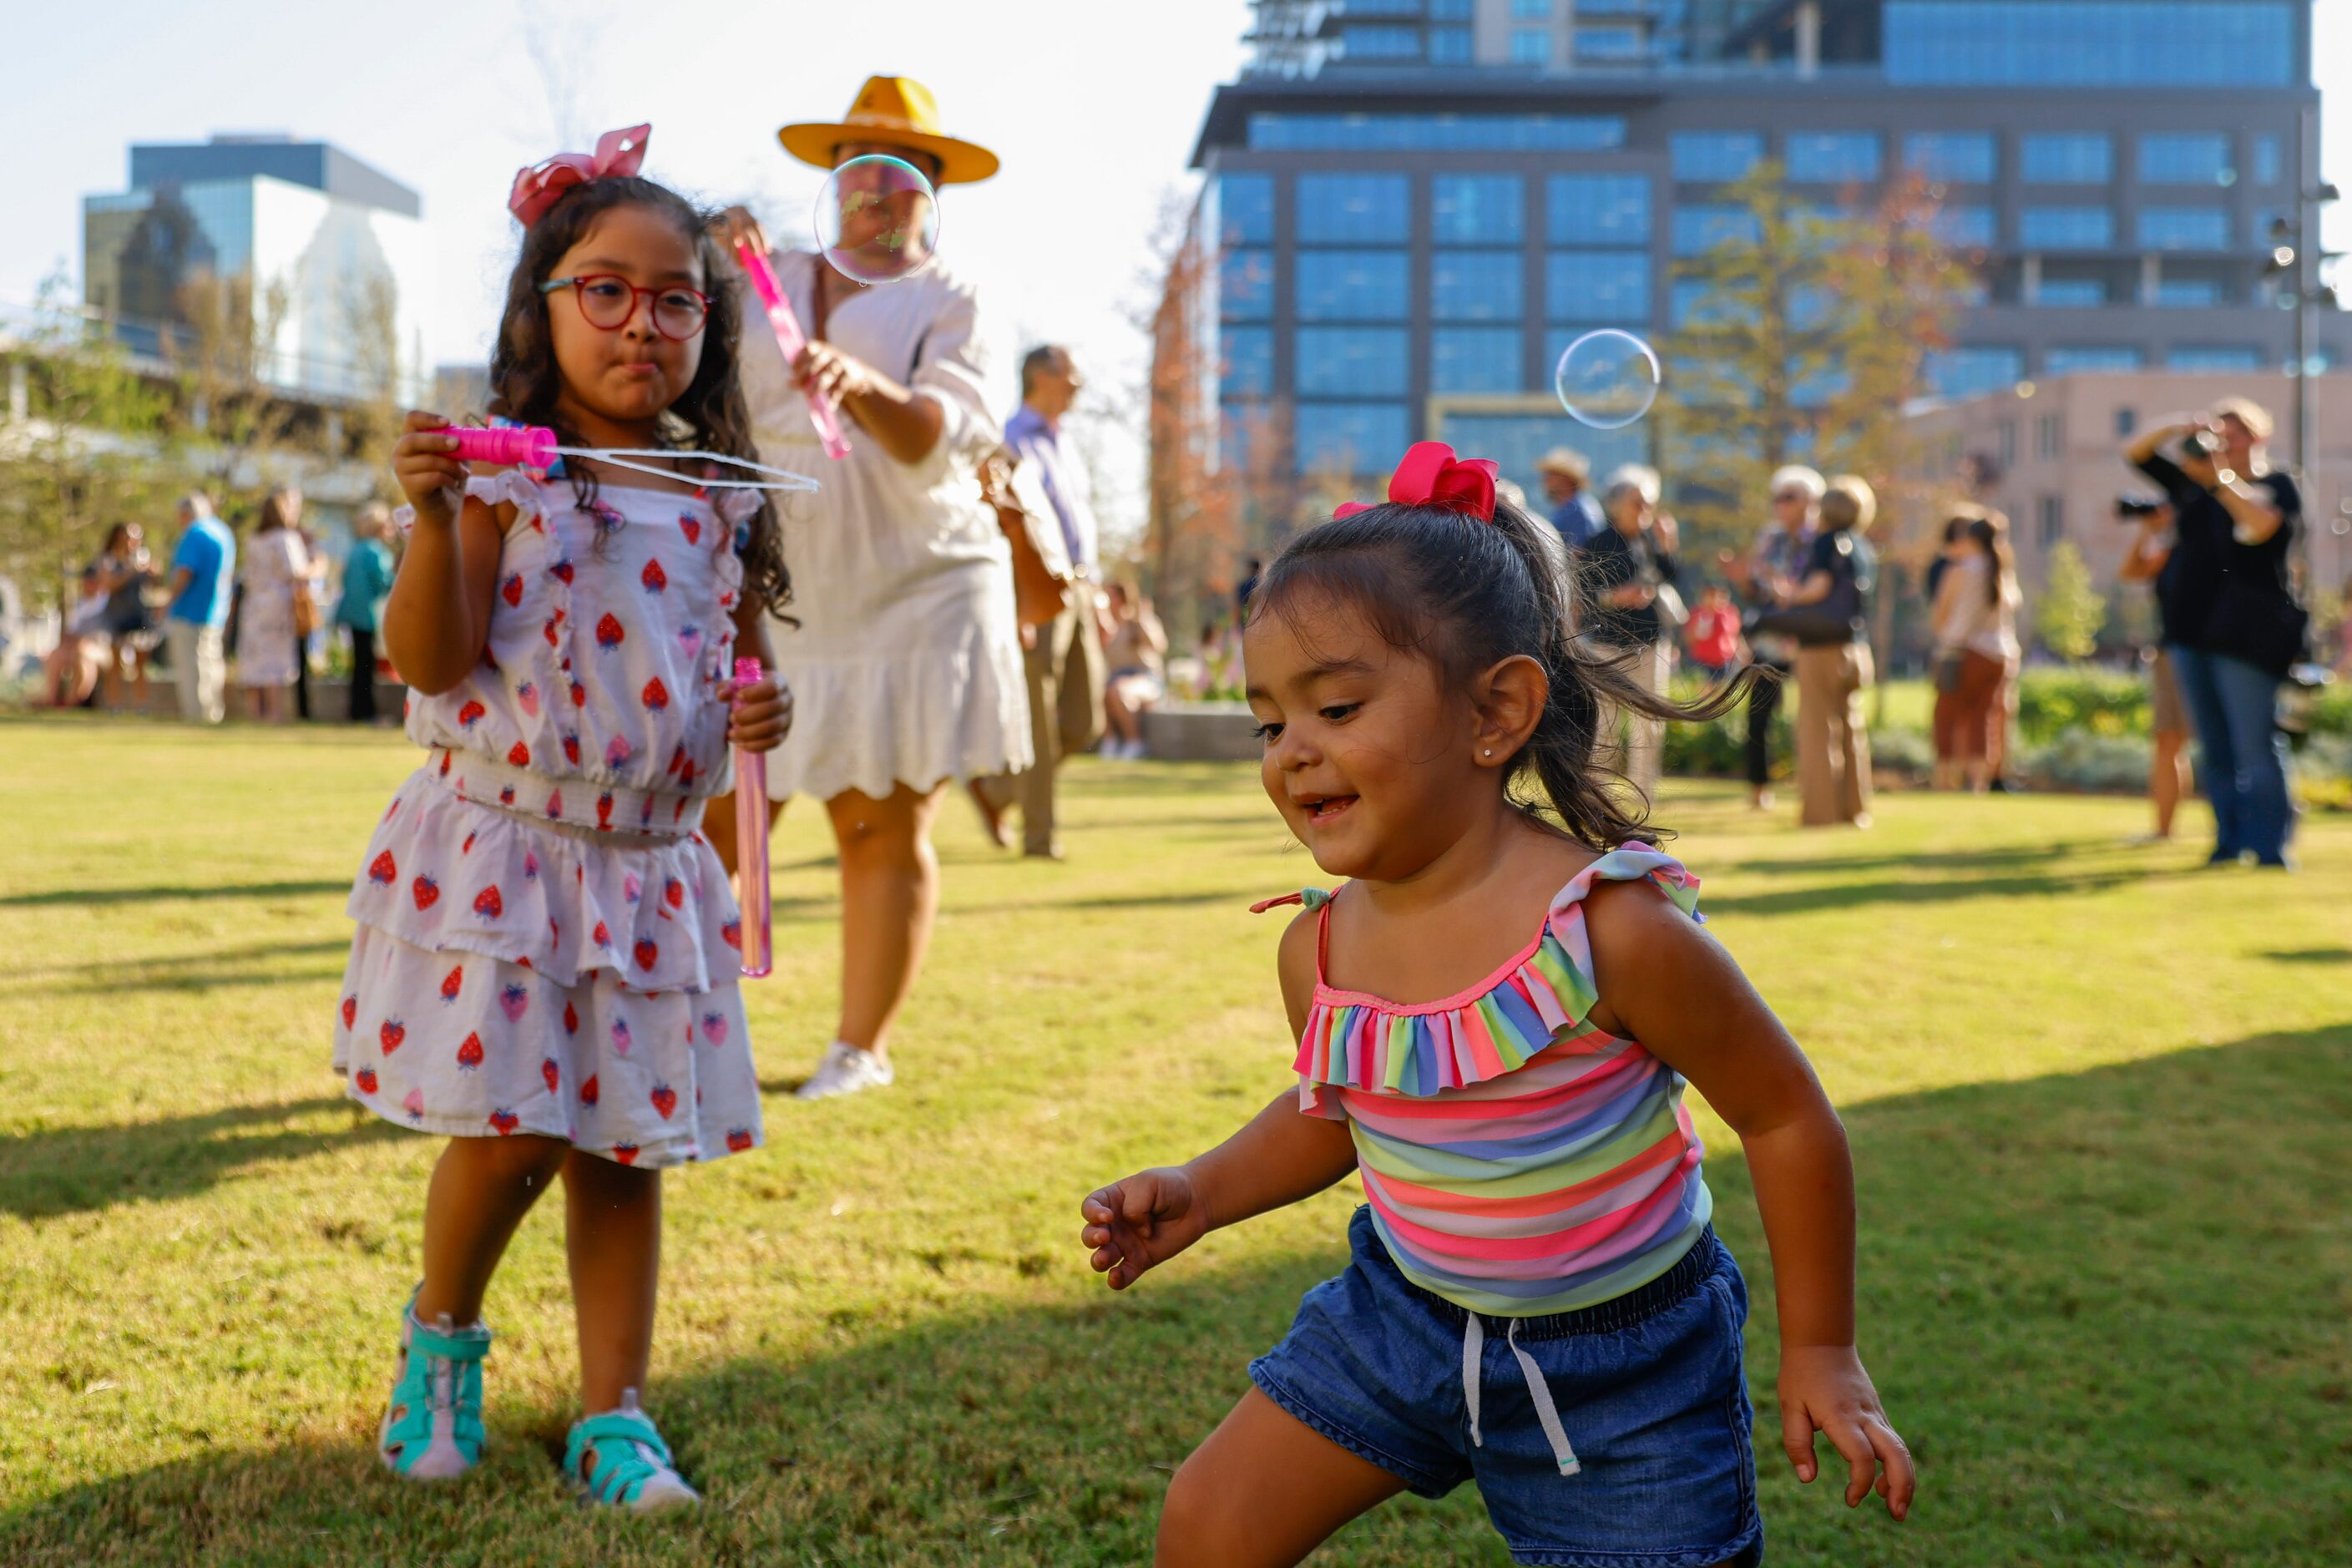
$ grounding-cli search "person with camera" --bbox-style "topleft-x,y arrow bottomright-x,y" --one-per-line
2124,398 -> 2303,869
2114,497 -> 2194,842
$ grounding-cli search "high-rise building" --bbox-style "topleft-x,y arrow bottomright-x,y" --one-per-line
83,134 -> 432,405
1173,0 -> 2345,505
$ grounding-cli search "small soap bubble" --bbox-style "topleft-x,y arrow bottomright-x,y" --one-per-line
815,154 -> 941,285
1554,330 -> 1661,430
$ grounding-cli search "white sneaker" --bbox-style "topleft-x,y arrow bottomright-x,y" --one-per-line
795,1041 -> 895,1100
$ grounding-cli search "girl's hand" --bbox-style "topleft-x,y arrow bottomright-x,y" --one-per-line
726,675 -> 793,753
392,412 -> 465,531
1080,1166 -> 1211,1290
713,205 -> 771,261
1777,1344 -> 1915,1520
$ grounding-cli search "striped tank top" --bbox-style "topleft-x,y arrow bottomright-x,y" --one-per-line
1276,845 -> 1712,1318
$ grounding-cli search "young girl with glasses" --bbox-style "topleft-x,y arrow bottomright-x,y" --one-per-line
336,128 -> 792,1509
1080,444 -> 1914,1566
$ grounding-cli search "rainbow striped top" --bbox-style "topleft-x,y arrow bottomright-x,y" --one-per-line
1279,846 -> 1712,1318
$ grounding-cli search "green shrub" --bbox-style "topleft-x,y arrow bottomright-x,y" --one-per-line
2014,666 -> 2149,744
2021,730 -> 2153,793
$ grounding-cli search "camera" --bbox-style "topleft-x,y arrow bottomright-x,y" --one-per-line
2178,428 -> 2221,460
2115,495 -> 2166,520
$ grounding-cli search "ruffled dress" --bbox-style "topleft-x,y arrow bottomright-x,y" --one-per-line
1266,847 -> 1714,1317
330,473 -> 764,1168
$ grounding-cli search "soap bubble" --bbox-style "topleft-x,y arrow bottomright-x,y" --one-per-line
1554,330 -> 1661,430
815,154 -> 940,285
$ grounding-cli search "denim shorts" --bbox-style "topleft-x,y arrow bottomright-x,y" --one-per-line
1249,1206 -> 1763,1568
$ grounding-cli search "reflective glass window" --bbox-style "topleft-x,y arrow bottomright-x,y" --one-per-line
1296,175 -> 1410,243
1248,114 -> 1625,151
1430,26 -> 1474,62
2253,135 -> 2283,185
1434,175 -> 1525,245
1934,206 -> 1997,247
2021,134 -> 2114,184
2167,346 -> 2263,371
1672,132 -> 1763,183
2138,134 -> 2232,185
1434,251 -> 1525,321
1295,251 -> 1410,321
1511,27 -> 1554,63
2137,206 -> 2230,250
1340,25 -> 1423,58
1787,132 -> 1882,183
1220,327 -> 1273,398
1672,205 -> 1762,255
1545,252 -> 1650,323
1576,24 -> 1646,58
1432,328 -> 1525,393
2034,278 -> 2107,306
2019,206 -> 2113,249
1296,404 -> 1412,473
2153,277 -> 2223,306
1884,3 -> 2293,87
1928,346 -> 2023,400
2045,346 -> 2142,375
1547,175 -> 1651,245
1903,133 -> 1996,183
1220,249 -> 1274,321
1218,173 -> 1275,246
1295,328 -> 1410,396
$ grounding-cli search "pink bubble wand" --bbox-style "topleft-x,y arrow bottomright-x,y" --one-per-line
441,425 -> 820,491
731,657 -> 774,980
736,242 -> 853,461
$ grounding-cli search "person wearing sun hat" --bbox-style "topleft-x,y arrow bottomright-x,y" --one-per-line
707,76 -> 1027,1101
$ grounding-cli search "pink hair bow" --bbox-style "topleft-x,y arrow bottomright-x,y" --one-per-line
508,124 -> 651,226
1333,441 -> 1500,523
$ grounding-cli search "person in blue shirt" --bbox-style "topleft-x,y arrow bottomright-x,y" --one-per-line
1536,447 -> 1606,549
336,502 -> 397,723
164,493 -> 235,723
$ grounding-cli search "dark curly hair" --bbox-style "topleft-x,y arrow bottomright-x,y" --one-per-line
486,176 -> 790,616
1249,496 -> 1760,851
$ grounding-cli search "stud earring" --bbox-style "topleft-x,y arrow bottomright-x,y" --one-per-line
1483,748 -> 1493,757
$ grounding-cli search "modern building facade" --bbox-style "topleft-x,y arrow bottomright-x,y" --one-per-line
1176,0 -> 2347,507
83,135 -> 432,406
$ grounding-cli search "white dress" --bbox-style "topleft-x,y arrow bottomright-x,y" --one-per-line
331,473 -> 765,1168
737,250 -> 1031,802
235,529 -> 308,687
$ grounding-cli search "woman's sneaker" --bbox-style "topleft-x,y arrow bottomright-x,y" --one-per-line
794,1041 -> 894,1100
565,1389 -> 700,1510
378,1290 -> 491,1481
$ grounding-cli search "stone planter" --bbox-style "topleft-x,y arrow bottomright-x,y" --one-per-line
1141,701 -> 1260,762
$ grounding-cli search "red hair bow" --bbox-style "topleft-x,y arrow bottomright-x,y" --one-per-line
1333,441 -> 1500,523
508,124 -> 651,226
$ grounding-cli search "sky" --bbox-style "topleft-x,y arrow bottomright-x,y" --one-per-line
5,0 -> 2349,539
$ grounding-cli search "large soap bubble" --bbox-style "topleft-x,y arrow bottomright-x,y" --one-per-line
1554,330 -> 1661,430
815,154 -> 941,285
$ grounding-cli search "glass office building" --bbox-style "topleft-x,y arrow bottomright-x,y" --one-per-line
1181,0 -> 2340,494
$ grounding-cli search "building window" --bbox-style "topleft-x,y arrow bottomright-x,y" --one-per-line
1434,251 -> 1525,321
2139,133 -> 2233,185
1220,327 -> 1273,398
1996,421 -> 2017,468
1575,24 -> 1646,59
1670,276 -> 1758,328
2253,134 -> 2283,186
1294,251 -> 1410,321
2021,134 -> 2114,185
2137,206 -> 2230,251
2115,407 -> 2137,437
1547,175 -> 1651,245
1672,205 -> 1762,256
1671,132 -> 1763,183
2045,346 -> 2142,376
1346,0 -> 1425,12
1247,114 -> 1624,152
2019,206 -> 2113,250
1218,173 -> 1275,246
1510,0 -> 1552,13
1339,25 -> 1423,59
1434,175 -> 1525,246
1787,132 -> 1883,184
2153,276 -> 2224,306
1510,27 -> 1553,63
1883,3 -> 2294,88
1929,346 -> 2024,401
1903,133 -> 1996,184
1295,175 -> 1410,243
2034,278 -> 2106,306
1430,26 -> 1473,63
2037,495 -> 2065,549
1295,328 -> 1410,397
1933,206 -> 1997,248
1220,249 -> 1274,321
1545,252 -> 1650,324
1297,403 -> 1412,475
2167,346 -> 2263,371
2034,412 -> 2064,458
1430,0 -> 1473,17
1432,328 -> 1525,393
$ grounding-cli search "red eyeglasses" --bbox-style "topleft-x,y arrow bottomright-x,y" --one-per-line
539,275 -> 711,341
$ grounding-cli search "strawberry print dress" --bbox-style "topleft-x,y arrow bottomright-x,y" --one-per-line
331,471 -> 764,1168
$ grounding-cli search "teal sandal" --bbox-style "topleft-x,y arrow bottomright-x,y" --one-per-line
377,1289 -> 491,1481
564,1389 -> 701,1510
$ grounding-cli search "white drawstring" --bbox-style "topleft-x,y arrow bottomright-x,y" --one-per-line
1462,1314 -> 1583,1476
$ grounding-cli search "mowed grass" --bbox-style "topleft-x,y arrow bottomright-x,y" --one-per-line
3,711 -> 2348,1566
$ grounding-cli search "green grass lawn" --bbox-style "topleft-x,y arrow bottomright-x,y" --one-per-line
3,712 -> 2348,1565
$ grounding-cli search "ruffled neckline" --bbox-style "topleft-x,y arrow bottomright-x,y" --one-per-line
1286,846 -> 1701,1099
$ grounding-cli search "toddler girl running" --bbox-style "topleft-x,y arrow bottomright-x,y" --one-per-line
334,125 -> 792,1508
1081,443 -> 1914,1566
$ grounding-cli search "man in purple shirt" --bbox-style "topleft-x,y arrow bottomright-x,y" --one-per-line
974,346 -> 1106,858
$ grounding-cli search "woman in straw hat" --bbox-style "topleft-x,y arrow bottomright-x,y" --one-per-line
709,77 -> 1025,1100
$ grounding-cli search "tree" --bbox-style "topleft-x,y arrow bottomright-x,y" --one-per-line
2036,540 -> 2107,660
0,272 -> 176,610
169,267 -> 306,517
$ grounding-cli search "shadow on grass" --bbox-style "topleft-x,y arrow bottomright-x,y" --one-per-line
10,1026 -> 2349,1565
1701,863 -> 2188,918
2263,948 -> 2352,965
0,880 -> 352,910
0,1096 -> 402,1220
1719,842 -> 2126,878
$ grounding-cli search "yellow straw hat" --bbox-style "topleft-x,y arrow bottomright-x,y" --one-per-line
778,75 -> 1000,185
